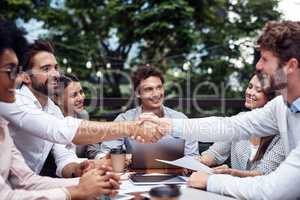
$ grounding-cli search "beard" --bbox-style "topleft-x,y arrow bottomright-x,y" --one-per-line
256,66 -> 288,94
270,67 -> 288,91
31,76 -> 59,96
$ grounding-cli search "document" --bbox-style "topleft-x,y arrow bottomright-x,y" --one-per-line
156,156 -> 213,174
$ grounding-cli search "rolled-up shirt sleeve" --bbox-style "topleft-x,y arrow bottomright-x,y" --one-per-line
201,141 -> 231,165
0,101 -> 82,144
52,143 -> 84,177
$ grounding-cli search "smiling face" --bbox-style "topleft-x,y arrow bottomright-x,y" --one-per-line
0,49 -> 18,103
256,50 -> 288,94
63,81 -> 85,116
138,76 -> 165,110
245,75 -> 268,109
29,51 -> 60,96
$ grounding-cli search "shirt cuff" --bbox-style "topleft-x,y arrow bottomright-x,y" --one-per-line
63,117 -> 83,144
56,158 -> 85,177
170,119 -> 184,138
207,174 -> 228,194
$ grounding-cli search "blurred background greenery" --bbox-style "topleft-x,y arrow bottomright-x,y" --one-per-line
1,0 -> 284,119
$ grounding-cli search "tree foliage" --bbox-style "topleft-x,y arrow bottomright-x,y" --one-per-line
1,0 -> 281,112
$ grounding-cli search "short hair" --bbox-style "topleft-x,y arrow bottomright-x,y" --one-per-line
257,21 -> 300,67
131,65 -> 165,92
22,40 -> 55,71
59,73 -> 80,89
0,19 -> 28,62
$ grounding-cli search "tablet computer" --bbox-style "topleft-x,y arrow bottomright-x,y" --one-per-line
129,174 -> 186,185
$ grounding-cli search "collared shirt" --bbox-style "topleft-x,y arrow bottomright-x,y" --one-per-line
0,85 -> 82,176
171,96 -> 300,199
0,116 -> 79,200
290,97 -> 300,113
86,106 -> 199,159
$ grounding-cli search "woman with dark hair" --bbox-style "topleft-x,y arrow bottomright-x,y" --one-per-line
53,73 -> 91,158
196,74 -> 285,177
54,73 -> 88,119
0,19 -> 119,200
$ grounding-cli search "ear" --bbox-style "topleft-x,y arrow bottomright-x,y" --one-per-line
22,72 -> 32,85
287,58 -> 299,74
134,89 -> 141,98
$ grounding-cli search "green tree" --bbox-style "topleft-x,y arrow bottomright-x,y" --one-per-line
1,0 -> 281,116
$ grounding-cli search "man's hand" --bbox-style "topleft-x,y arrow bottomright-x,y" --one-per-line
128,120 -> 165,143
187,172 -> 210,189
68,168 -> 120,199
138,113 -> 172,136
73,158 -> 112,177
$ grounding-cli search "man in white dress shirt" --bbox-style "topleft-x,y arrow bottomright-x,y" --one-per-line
0,40 -> 166,178
141,21 -> 300,199
0,18 -> 120,200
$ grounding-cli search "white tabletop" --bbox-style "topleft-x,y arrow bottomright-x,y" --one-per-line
117,174 -> 235,200
180,187 -> 235,200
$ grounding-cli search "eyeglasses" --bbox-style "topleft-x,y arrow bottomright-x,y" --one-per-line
0,64 -> 22,80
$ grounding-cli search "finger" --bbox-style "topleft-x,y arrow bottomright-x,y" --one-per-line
109,179 -> 120,189
98,181 -> 114,188
187,179 -> 192,186
98,164 -> 112,172
109,190 -> 118,197
213,169 -> 230,174
130,135 -> 136,140
99,189 -> 116,195
106,172 -> 121,181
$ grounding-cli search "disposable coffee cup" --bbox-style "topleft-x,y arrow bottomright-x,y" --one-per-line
110,148 -> 126,173
149,185 -> 181,200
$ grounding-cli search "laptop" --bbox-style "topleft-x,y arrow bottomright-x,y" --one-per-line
125,137 -> 185,169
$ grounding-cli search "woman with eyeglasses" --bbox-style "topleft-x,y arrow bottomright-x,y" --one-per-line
190,74 -> 286,179
0,20 -> 119,200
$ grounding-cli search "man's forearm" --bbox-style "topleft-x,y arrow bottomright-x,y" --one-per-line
72,121 -> 134,145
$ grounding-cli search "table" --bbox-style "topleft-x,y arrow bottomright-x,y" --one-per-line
180,187 -> 235,200
117,173 -> 235,200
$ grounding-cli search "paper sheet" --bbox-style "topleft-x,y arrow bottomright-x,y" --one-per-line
118,179 -> 159,194
156,156 -> 213,174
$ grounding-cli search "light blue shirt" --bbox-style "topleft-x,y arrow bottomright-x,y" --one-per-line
170,96 -> 300,200
290,97 -> 300,113
86,106 -> 199,159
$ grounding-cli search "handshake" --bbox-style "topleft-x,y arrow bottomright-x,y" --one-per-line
128,113 -> 172,143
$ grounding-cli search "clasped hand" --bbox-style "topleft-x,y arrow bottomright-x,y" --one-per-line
130,112 -> 172,143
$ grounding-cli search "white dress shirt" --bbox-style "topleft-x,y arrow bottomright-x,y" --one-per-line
172,96 -> 300,200
0,85 -> 83,176
0,116 -> 79,200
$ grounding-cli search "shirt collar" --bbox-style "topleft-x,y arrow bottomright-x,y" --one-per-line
137,105 -> 167,117
289,97 -> 300,113
18,85 -> 51,110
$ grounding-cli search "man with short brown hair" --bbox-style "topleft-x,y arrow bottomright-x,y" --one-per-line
87,65 -> 198,159
0,40 -> 165,178
143,21 -> 300,199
